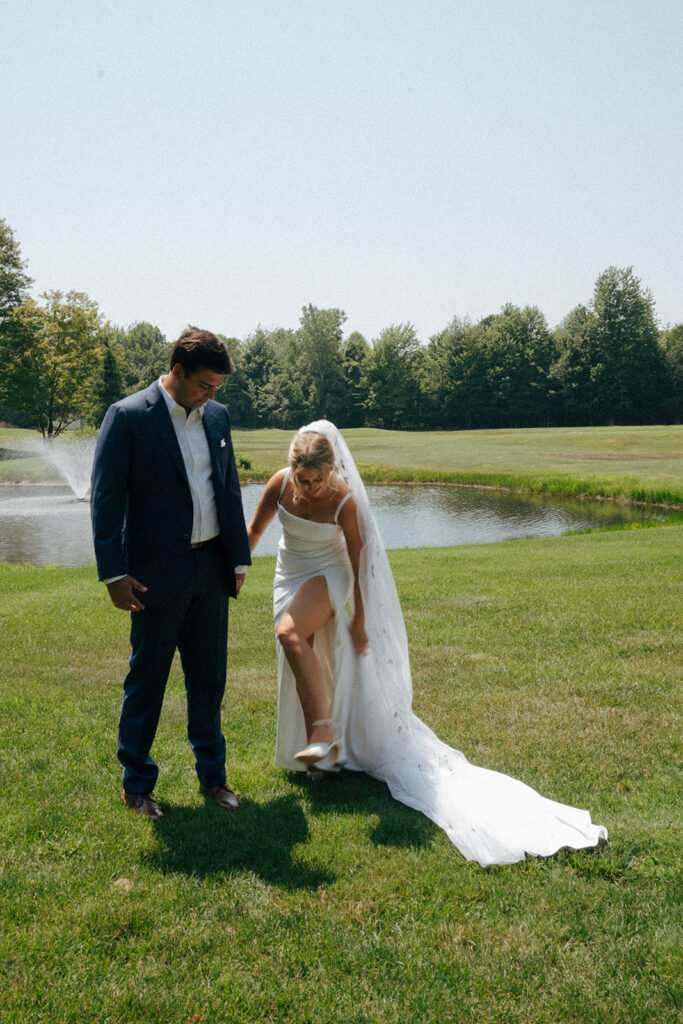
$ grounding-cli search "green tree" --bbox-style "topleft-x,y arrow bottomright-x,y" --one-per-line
551,267 -> 667,425
241,327 -> 280,427
2,290 -> 106,437
238,325 -> 307,428
273,332 -> 311,428
658,324 -> 683,422
117,321 -> 169,391
550,304 -> 601,424
0,219 -> 34,425
590,266 -> 665,423
366,324 -> 421,429
91,337 -> 125,426
407,342 -> 434,429
340,331 -> 370,426
251,375 -> 293,429
426,317 -> 489,428
0,218 -> 31,325
297,305 -> 346,421
478,305 -> 554,427
215,336 -> 253,425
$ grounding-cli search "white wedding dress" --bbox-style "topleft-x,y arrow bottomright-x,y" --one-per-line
272,422 -> 608,867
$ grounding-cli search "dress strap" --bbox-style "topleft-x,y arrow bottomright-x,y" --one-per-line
278,469 -> 290,500
334,491 -> 352,524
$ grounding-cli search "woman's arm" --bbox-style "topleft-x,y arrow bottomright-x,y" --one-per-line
338,497 -> 369,654
247,469 -> 286,553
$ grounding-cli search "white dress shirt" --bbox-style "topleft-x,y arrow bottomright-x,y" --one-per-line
157,379 -> 220,544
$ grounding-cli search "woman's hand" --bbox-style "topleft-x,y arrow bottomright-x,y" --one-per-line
350,615 -> 369,654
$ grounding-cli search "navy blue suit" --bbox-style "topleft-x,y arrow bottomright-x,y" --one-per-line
91,382 -> 251,794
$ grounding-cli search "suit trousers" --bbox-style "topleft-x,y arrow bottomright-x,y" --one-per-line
118,539 -> 230,794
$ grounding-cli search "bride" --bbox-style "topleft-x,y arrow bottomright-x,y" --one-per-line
247,420 -> 607,866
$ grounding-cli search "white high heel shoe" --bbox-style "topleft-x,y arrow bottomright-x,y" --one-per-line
295,719 -> 340,769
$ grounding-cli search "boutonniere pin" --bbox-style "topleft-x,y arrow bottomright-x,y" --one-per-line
220,438 -> 227,448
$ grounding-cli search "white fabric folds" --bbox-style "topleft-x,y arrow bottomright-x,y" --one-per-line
272,420 -> 608,866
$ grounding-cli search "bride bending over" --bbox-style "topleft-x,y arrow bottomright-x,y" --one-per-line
247,420 -> 607,866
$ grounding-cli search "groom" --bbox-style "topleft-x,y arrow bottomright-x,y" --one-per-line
90,327 -> 250,819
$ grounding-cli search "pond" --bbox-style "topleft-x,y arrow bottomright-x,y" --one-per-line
0,482 -> 664,569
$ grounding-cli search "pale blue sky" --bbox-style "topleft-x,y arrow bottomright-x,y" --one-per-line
2,0 -> 681,343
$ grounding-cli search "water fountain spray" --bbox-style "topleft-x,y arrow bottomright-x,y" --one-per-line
42,438 -> 96,501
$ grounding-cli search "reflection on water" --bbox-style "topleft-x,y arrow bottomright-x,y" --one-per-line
0,482 -> 664,568
363,485 -> 662,550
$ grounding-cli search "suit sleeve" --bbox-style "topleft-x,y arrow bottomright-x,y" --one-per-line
90,403 -> 132,581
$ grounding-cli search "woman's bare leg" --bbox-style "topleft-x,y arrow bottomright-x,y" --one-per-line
276,576 -> 335,745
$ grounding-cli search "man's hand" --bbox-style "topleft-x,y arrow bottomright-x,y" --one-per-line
235,572 -> 246,597
107,576 -> 148,611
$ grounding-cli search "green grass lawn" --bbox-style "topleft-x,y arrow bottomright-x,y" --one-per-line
2,424 -> 682,503
1,526 -> 681,1023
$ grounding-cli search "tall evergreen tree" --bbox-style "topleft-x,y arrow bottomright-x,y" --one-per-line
91,340 -> 125,426
591,267 -> 665,423
241,327 -> 279,427
340,331 -> 370,427
215,336 -> 253,425
297,305 -> 346,421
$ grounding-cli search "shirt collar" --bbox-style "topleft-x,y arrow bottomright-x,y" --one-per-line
157,377 -> 205,420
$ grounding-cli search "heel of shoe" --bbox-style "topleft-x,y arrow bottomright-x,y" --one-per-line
315,740 -> 340,770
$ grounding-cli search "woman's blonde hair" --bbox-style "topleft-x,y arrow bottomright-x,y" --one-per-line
288,431 -> 337,500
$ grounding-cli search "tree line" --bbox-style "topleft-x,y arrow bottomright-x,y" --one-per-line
1,217 -> 680,436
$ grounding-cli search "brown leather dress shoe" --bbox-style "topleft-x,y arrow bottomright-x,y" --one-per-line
200,783 -> 240,811
122,790 -> 164,819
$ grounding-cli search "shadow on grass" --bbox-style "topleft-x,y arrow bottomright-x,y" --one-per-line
143,771 -> 437,888
144,793 -> 334,890
288,768 -> 438,849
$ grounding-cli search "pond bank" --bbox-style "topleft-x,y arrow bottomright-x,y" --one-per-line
239,465 -> 683,509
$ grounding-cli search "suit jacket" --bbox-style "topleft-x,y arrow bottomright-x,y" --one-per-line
90,382 -> 251,605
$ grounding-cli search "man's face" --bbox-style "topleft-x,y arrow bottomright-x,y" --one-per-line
169,365 -> 224,412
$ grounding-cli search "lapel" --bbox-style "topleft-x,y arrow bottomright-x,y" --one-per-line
201,402 -> 225,495
145,383 -> 190,491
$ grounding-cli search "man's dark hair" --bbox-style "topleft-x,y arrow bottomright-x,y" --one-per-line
169,326 -> 235,376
